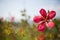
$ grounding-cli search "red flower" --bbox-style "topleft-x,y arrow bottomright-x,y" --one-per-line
33,8 -> 56,32
39,34 -> 45,40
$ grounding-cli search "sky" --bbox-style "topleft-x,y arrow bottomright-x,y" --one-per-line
0,0 -> 60,21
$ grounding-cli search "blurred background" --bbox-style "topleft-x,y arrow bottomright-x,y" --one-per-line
0,0 -> 60,40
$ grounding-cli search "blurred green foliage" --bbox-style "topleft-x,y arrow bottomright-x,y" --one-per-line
0,18 -> 60,40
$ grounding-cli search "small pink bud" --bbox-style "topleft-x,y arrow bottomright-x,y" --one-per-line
38,23 -> 46,32
46,22 -> 55,28
33,16 -> 43,23
48,11 -> 56,19
39,8 -> 47,18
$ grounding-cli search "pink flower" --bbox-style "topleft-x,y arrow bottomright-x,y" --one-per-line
33,8 -> 56,32
10,16 -> 15,22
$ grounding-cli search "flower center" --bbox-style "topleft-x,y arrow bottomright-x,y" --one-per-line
42,16 -> 49,23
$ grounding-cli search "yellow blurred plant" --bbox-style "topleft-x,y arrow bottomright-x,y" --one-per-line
4,27 -> 12,35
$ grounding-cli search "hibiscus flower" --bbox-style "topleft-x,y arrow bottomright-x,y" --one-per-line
33,8 -> 56,32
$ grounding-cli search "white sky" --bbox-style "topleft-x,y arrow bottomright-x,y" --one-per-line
0,0 -> 60,21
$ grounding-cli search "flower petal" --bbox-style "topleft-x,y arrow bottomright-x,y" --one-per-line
33,16 -> 43,23
46,21 -> 55,29
37,23 -> 46,32
39,8 -> 47,18
48,11 -> 56,19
